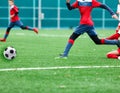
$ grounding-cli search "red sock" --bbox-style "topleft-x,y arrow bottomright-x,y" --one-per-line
106,33 -> 120,40
68,39 -> 74,44
106,54 -> 118,59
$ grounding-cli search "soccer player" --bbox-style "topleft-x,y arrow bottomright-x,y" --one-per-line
106,24 -> 120,59
58,0 -> 120,59
0,0 -> 38,42
106,2 -> 120,60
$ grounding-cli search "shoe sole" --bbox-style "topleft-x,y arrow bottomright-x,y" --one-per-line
55,56 -> 67,59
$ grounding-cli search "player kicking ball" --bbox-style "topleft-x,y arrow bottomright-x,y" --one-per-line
57,0 -> 120,59
0,0 -> 38,42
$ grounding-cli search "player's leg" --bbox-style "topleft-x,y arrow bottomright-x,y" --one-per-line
16,20 -> 38,34
0,22 -> 14,42
106,26 -> 120,40
106,48 -> 120,59
89,35 -> 120,45
59,32 -> 80,58
21,26 -> 38,34
57,25 -> 88,58
106,33 -> 120,40
87,26 -> 120,47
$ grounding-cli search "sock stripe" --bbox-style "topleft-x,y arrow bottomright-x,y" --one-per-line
68,39 -> 74,44
6,32 -> 9,35
26,26 -> 28,29
101,39 -> 105,44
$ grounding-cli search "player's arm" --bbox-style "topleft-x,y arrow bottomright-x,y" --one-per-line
99,4 -> 114,15
10,13 -> 18,18
99,4 -> 118,20
10,6 -> 19,18
10,14 -> 15,18
66,0 -> 78,10
13,6 -> 19,15
66,0 -> 74,10
92,0 -> 118,20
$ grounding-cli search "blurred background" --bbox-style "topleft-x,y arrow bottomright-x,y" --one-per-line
0,0 -> 118,29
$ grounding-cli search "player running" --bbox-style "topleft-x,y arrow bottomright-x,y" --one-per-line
0,0 -> 38,42
57,0 -> 120,59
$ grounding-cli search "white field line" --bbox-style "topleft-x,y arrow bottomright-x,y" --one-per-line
15,33 -> 69,37
0,65 -> 120,72
14,33 -> 88,38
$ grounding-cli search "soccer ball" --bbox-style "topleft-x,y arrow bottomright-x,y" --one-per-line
3,46 -> 17,60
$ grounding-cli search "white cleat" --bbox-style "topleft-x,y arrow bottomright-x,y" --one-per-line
118,56 -> 120,60
55,54 -> 68,59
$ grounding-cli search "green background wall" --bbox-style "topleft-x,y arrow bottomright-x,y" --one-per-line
0,0 -> 118,28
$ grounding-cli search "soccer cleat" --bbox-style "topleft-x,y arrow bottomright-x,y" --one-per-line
55,54 -> 68,59
33,28 -> 39,34
0,38 -> 6,42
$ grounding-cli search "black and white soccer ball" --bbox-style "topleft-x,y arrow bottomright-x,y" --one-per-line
3,46 -> 17,60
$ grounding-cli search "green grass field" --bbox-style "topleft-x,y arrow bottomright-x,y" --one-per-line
0,29 -> 120,93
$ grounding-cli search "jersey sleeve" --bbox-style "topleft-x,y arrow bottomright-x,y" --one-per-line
71,0 -> 78,8
92,0 -> 101,8
13,6 -> 19,13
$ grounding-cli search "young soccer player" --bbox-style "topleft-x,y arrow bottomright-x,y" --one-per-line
0,0 -> 38,42
106,2 -> 120,60
106,23 -> 120,59
57,0 -> 120,59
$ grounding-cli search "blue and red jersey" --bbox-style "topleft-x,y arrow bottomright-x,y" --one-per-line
10,5 -> 20,22
68,0 -> 114,26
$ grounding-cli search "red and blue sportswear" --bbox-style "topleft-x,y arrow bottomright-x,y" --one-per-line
66,0 -> 115,26
10,5 -> 20,22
